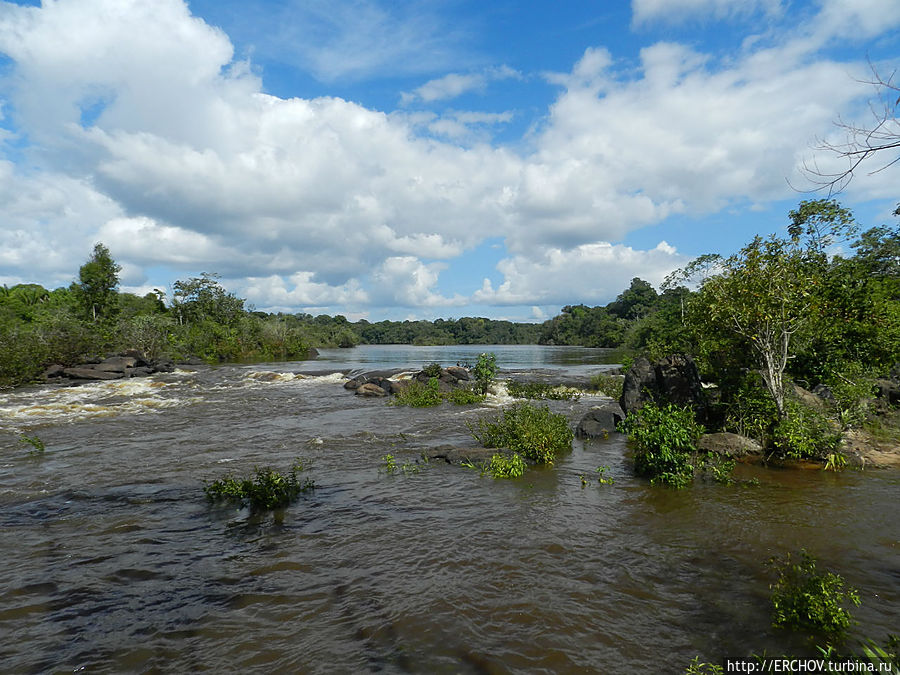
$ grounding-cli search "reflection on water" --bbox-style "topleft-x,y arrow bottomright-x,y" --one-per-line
0,346 -> 897,673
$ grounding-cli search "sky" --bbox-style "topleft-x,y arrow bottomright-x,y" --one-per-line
0,0 -> 898,323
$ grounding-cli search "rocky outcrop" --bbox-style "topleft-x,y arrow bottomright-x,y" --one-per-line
355,383 -> 388,397
44,352 -> 174,383
345,366 -> 472,398
620,354 -> 707,419
840,429 -> 900,469
697,432 -> 763,460
576,401 -> 625,439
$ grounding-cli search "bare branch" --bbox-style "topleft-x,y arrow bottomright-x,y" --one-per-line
800,61 -> 900,194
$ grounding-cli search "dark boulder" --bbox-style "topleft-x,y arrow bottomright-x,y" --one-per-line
876,379 -> 900,406
129,367 -> 155,378
151,358 -> 176,373
620,354 -> 706,419
576,402 -> 625,439
344,378 -> 362,390
446,366 -> 470,381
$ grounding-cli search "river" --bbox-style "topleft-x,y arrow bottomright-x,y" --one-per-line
0,345 -> 897,673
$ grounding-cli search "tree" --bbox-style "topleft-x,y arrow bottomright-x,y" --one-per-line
805,64 -> 900,193
171,273 -> 244,326
75,243 -> 121,323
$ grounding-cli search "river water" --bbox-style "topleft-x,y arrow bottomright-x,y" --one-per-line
0,345 -> 897,673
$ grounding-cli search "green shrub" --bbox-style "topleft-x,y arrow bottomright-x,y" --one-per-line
590,373 -> 624,400
473,352 -> 497,395
204,460 -> 314,510
422,362 -> 443,378
391,378 -> 444,407
381,453 -> 421,475
722,372 -> 779,442
768,550 -> 860,640
824,362 -> 878,429
446,387 -> 486,405
469,402 -> 573,464
773,400 -> 841,459
620,402 -> 704,488
684,657 -> 723,674
483,452 -> 526,479
506,379 -> 581,401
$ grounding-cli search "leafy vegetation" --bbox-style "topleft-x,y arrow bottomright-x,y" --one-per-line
506,379 -> 581,401
619,402 -> 705,488
768,550 -> 861,640
445,387 -> 486,405
18,434 -> 46,455
483,452 -> 527,479
204,460 -> 315,510
469,402 -> 574,464
589,373 -> 624,400
380,454 -> 421,475
473,352 -> 497,395
391,378 -> 444,407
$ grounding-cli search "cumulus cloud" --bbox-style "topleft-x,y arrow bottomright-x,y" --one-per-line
0,0 -> 895,316
474,241 -> 689,306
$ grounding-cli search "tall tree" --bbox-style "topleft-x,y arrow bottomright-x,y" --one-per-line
76,243 -> 121,323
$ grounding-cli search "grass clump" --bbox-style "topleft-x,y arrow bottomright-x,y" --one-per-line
469,402 -> 573,464
381,453 -> 421,475
619,402 -> 704,488
19,434 -> 46,455
506,379 -> 581,401
391,378 -> 444,407
446,387 -> 486,405
204,460 -> 314,510
768,550 -> 860,641
590,373 -> 624,400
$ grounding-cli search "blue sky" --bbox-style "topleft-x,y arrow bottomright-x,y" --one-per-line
0,0 -> 897,322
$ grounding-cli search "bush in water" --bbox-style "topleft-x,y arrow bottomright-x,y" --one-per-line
469,402 -> 573,464
204,460 -> 314,510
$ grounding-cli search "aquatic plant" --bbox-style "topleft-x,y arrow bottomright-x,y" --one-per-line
473,352 -> 497,395
483,452 -> 526,479
768,549 -> 860,640
445,387 -> 486,405
595,465 -> 614,485
204,459 -> 314,510
683,657 -> 723,674
391,378 -> 443,407
619,402 -> 704,488
18,434 -> 45,455
469,402 -> 573,464
381,453 -> 421,475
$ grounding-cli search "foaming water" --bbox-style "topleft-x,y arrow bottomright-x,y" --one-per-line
0,347 -> 897,673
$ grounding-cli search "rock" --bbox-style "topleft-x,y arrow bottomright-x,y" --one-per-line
355,383 -> 388,397
120,349 -> 151,367
178,356 -> 206,366
811,384 -> 834,401
697,432 -> 763,460
792,383 -> 827,411
94,356 -> 138,373
423,445 -> 503,465
387,379 -> 411,395
306,347 -> 319,359
62,367 -> 124,381
446,366 -> 470,381
151,358 -> 176,373
343,378 -> 362,390
43,364 -> 66,379
875,379 -> 900,406
620,354 -> 706,419
576,402 -> 625,439
840,429 -> 900,469
129,367 -> 154,378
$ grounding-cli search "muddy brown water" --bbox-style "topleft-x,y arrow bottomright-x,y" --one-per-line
0,346 -> 897,673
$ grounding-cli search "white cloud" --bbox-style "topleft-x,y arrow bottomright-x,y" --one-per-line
0,0 -> 896,316
632,0 -> 783,25
401,65 -> 520,104
370,256 -> 467,308
474,241 -> 688,306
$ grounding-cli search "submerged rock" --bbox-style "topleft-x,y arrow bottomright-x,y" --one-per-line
697,432 -> 763,460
